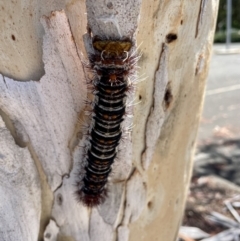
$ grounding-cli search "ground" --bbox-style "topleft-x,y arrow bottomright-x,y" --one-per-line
180,44 -> 240,241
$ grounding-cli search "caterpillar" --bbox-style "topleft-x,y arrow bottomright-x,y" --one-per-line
76,35 -> 138,207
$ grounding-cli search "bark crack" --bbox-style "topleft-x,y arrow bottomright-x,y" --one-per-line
0,108 -> 27,148
195,0 -> 207,38
141,43 -> 169,170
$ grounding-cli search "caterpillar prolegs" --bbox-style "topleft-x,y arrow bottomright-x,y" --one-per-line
76,36 -> 138,207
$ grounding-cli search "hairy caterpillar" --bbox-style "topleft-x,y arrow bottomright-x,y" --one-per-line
76,35 -> 138,207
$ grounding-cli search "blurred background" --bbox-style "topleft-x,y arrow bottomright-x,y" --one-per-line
198,0 -> 240,142
180,1 -> 240,240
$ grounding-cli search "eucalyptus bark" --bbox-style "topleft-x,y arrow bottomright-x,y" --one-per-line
0,1 -> 219,241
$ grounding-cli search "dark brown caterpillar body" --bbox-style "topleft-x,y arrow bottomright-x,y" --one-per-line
76,36 -> 137,207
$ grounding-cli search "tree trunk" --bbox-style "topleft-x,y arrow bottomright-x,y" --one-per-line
0,1 -> 219,241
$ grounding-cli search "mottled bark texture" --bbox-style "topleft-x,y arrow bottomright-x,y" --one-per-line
0,1 -> 218,241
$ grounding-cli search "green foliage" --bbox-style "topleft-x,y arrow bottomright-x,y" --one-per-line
215,0 -> 240,42
214,29 -> 240,43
